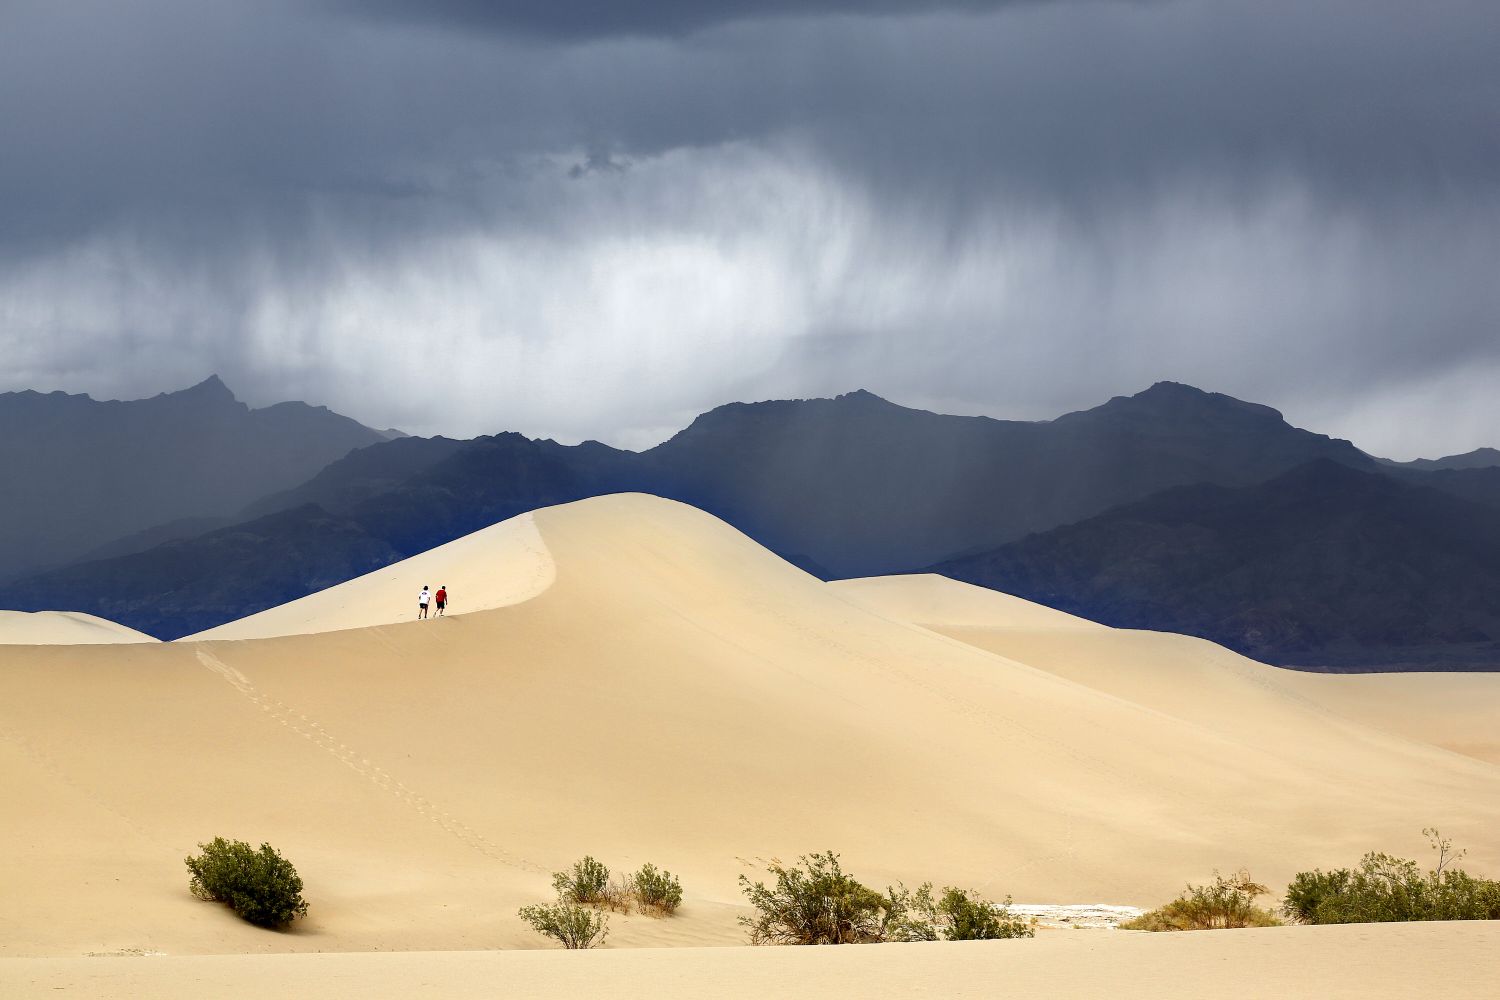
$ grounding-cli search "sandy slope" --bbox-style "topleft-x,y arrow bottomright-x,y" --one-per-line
842,573 -> 1500,770
1274,671 -> 1500,766
185,512 -> 554,640
1,494 -> 1497,969
831,573 -> 1105,629
0,610 -> 158,645
6,923 -> 1498,1000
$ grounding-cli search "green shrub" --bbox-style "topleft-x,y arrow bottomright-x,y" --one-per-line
882,883 -> 1034,941
739,853 -> 1030,946
1282,830 -> 1500,925
185,837 -> 308,929
739,852 -> 889,945
882,882 -> 939,942
936,887 -> 1034,940
518,902 -> 610,949
630,863 -> 683,916
1121,871 -> 1281,931
553,856 -> 612,906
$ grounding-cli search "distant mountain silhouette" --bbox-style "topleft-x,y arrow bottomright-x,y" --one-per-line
1382,464 -> 1500,510
637,383 -> 1375,576
0,383 -> 1382,639
0,377 -> 392,580
69,515 -> 239,565
241,435 -> 470,520
933,459 -> 1500,669
1382,447 -> 1500,472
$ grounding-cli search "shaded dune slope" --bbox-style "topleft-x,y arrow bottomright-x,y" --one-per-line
1,494 -> 1497,960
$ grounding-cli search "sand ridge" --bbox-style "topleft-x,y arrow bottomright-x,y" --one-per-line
830,573 -> 1106,630
0,610 -> 159,645
185,510 -> 555,641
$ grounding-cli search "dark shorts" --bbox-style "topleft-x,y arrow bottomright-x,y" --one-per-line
436,601 -> 446,609
419,603 -> 429,610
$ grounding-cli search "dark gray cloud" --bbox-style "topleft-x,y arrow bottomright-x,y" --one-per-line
0,0 -> 1497,459
339,0 -> 1042,40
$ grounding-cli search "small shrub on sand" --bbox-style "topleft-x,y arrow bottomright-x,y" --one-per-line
1121,870 -> 1281,931
518,902 -> 610,949
882,882 -> 940,942
630,863 -> 683,916
553,856 -> 613,906
739,852 -> 1031,945
883,883 -> 1034,941
185,837 -> 308,929
936,887 -> 1034,940
1283,830 -> 1500,925
740,852 -> 889,944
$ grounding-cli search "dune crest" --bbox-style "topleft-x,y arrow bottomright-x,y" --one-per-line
0,610 -> 158,645
830,573 -> 1105,630
185,511 -> 555,641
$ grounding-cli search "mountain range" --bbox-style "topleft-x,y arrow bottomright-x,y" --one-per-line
1,377 -> 1497,666
0,376 -> 393,581
1381,447 -> 1500,472
934,460 -> 1500,670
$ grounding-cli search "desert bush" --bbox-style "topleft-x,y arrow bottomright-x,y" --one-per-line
881,883 -> 1034,941
1282,830 -> 1500,925
882,882 -> 939,942
936,887 -> 1034,940
517,902 -> 610,949
630,863 -> 683,915
739,853 -> 1029,945
1121,870 -> 1281,931
185,837 -> 308,929
739,852 -> 890,945
553,856 -> 612,906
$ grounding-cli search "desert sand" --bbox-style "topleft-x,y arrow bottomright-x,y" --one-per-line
1275,670 -> 1500,766
843,573 -> 1500,770
0,610 -> 158,645
831,572 -> 1106,630
2,494 -> 1497,997
5,923 -> 1499,1000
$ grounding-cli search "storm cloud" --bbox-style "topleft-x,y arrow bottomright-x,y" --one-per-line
1,0 -> 1497,457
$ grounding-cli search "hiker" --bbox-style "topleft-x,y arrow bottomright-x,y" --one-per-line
418,585 -> 431,620
435,585 -> 448,616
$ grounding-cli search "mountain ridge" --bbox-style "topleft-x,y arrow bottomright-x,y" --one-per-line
0,376 -> 394,580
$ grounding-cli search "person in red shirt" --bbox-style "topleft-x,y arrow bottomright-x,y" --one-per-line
434,585 -> 448,616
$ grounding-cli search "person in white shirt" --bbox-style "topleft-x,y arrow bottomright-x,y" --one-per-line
418,586 -> 431,620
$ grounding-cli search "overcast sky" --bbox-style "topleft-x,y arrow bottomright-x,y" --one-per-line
2,0 -> 1496,458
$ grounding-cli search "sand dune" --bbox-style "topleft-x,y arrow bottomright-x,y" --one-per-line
2,494 -> 1497,982
831,572 -> 1106,629
0,610 -> 158,645
185,512 -> 554,640
845,572 -> 1500,769
1275,670 -> 1500,766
